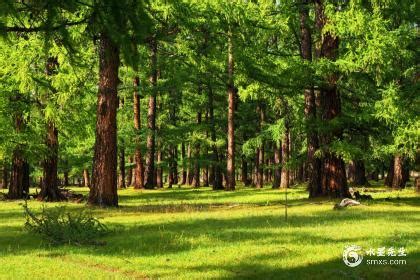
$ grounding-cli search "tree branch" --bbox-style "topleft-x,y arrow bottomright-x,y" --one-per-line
1,18 -> 88,33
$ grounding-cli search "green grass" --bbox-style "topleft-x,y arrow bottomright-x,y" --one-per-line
0,183 -> 419,279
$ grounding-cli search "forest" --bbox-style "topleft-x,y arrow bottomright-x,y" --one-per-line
0,0 -> 419,279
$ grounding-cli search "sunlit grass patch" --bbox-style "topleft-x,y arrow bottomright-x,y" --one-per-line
0,183 -> 419,279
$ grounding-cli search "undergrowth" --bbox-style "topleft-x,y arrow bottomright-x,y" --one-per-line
23,200 -> 109,246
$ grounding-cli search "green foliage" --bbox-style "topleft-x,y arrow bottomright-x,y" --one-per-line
0,0 -> 418,188
23,200 -> 109,246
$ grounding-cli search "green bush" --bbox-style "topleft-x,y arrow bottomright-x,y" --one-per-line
23,201 -> 109,246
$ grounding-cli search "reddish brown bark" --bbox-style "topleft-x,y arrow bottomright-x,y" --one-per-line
314,0 -> 349,198
9,150 -> 25,199
168,147 -> 176,188
1,163 -> 9,189
89,32 -> 119,206
280,124 -> 290,189
226,31 -> 235,191
392,155 -> 407,189
241,156 -> 250,186
186,144 -> 192,185
181,142 -> 187,185
133,76 -> 144,189
265,156 -> 270,183
168,92 -> 178,188
39,122 -> 64,201
300,0 -> 322,197
202,111 -> 209,187
256,104 -> 265,189
272,142 -> 281,188
8,93 -> 29,199
83,169 -> 90,188
202,161 -> 209,187
118,144 -> 126,189
192,112 -> 202,188
350,160 -> 369,186
126,156 -> 133,187
156,148 -> 163,188
385,158 -> 394,187
144,38 -> 158,190
38,57 -> 63,201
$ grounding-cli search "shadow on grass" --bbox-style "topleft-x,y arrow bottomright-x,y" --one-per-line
118,186 -> 308,202
1,186 -> 418,279
2,206 -> 418,259
185,250 -> 420,279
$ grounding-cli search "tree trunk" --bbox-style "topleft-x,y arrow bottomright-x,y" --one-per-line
88,32 -> 119,206
226,30 -> 235,191
256,148 -> 264,188
256,104 -> 265,188
133,76 -> 145,189
118,144 -> 126,188
265,157 -> 270,183
23,161 -> 30,194
186,144 -> 192,185
118,86 -> 125,189
174,148 -> 179,184
202,161 -> 209,187
168,146 -> 176,188
415,177 -> 420,192
168,90 -> 178,189
9,151 -> 25,199
272,143 -> 281,188
39,122 -> 64,201
181,142 -> 187,185
241,156 -> 250,186
207,85 -> 223,190
126,155 -> 133,187
351,160 -> 369,186
156,149 -> 163,188
144,38 -> 158,190
297,164 -> 304,183
369,170 -> 379,181
38,57 -> 63,201
385,158 -> 394,187
280,124 -> 290,189
83,169 -> 90,188
300,0 -> 322,198
392,155 -> 407,189
315,0 -> 349,198
2,163 -> 9,189
202,112 -> 209,187
318,86 -> 349,197
63,166 -> 69,187
192,112 -> 201,187
8,93 -> 28,199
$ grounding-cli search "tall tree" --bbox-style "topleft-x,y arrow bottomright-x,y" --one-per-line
299,0 -> 322,197
8,93 -> 29,199
314,0 -> 349,198
226,29 -> 236,191
39,57 -> 64,201
144,37 -> 158,190
133,76 -> 145,189
88,33 -> 120,206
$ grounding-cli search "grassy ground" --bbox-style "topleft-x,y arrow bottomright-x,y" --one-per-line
0,183 -> 419,279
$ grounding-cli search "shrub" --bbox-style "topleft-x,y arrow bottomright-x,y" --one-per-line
23,200 -> 109,245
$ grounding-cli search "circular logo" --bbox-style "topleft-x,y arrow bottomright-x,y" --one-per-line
343,245 -> 363,267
